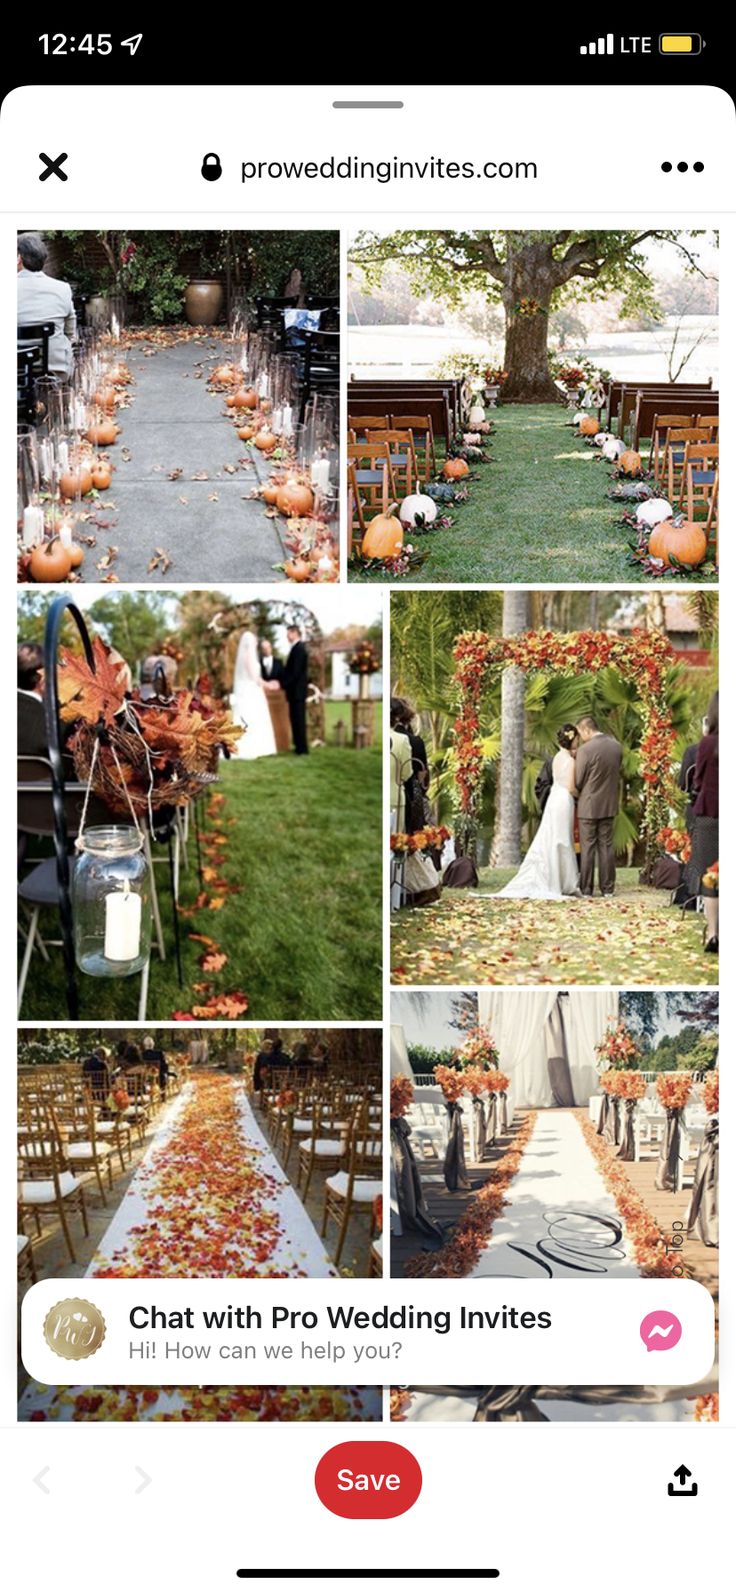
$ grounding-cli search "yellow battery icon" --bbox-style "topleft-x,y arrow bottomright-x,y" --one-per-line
659,33 -> 703,53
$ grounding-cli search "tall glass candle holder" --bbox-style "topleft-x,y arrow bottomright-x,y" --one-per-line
73,826 -> 152,977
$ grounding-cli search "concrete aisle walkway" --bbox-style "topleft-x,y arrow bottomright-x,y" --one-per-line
102,337 -> 287,582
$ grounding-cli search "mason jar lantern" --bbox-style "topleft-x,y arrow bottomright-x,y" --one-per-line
73,826 -> 152,976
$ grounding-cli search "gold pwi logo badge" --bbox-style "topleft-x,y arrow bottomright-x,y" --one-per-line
43,1298 -> 106,1361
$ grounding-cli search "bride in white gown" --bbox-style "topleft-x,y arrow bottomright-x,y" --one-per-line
496,725 -> 580,900
231,631 -> 277,760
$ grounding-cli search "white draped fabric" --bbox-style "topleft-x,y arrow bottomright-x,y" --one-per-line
478,989 -> 558,1109
391,1023 -> 411,1078
566,989 -> 619,1103
478,989 -> 619,1109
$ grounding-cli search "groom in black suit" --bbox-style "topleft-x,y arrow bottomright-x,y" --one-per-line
283,625 -> 309,755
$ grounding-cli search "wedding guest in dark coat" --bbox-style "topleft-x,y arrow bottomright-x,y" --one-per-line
689,692 -> 719,953
18,643 -> 50,758
283,625 -> 309,754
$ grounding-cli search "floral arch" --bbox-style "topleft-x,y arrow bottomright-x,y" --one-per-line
452,628 -> 679,863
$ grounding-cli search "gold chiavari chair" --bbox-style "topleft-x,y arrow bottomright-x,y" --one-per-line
321,1100 -> 382,1268
18,1107 -> 91,1265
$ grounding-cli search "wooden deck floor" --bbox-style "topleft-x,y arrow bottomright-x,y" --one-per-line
394,1107 -> 718,1313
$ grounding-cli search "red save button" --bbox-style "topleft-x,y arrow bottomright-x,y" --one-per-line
315,1441 -> 423,1519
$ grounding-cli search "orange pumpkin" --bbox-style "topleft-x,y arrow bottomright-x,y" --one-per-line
91,462 -> 113,491
620,449 -> 642,475
443,457 -> 469,480
254,431 -> 278,452
237,425 -> 256,441
107,364 -> 130,384
29,539 -> 73,583
212,364 -> 236,385
86,420 -> 118,447
361,507 -> 404,559
262,485 -> 280,505
68,544 -> 85,569
94,388 -> 117,412
276,482 -> 314,518
579,416 -> 598,437
648,520 -> 707,569
59,467 -> 93,500
284,557 -> 311,582
231,388 -> 259,410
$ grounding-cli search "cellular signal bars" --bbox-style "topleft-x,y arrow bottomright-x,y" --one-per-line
580,35 -> 615,55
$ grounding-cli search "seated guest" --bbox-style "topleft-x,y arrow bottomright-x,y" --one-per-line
140,654 -> 177,701
292,1041 -> 311,1068
17,232 -> 77,380
82,1046 -> 110,1099
142,1034 -> 169,1094
253,1038 -> 273,1092
312,1041 -> 329,1072
123,1042 -> 145,1070
18,644 -> 48,758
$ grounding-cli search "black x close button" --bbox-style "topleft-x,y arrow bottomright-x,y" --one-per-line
38,152 -> 68,182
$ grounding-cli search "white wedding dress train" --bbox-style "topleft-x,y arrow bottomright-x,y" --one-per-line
231,632 -> 277,760
495,749 -> 579,900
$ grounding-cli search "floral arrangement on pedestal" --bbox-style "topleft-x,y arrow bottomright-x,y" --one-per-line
390,824 -> 451,857
656,1073 -> 693,1112
451,627 -> 679,863
595,1019 -> 642,1073
453,1025 -> 500,1072
657,825 -> 692,864
702,1072 -> 719,1116
433,1064 -> 466,1103
349,639 -> 380,677
390,1074 -> 414,1119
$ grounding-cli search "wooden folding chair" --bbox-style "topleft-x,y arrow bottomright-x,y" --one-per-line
348,413 -> 389,437
665,427 -> 713,504
391,413 -> 437,481
649,413 -> 696,479
677,441 -> 719,511
321,1101 -> 382,1268
18,1108 -> 91,1265
686,457 -> 719,557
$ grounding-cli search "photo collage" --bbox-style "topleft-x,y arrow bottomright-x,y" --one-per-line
16,224 -> 719,1428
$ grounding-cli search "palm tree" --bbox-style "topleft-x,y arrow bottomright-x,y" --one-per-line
491,590 -> 529,865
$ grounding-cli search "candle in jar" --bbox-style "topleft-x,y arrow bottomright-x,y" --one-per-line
258,372 -> 269,397
281,405 -> 293,437
271,408 -> 283,434
39,441 -> 52,480
59,518 -> 74,550
310,457 -> 330,492
104,885 -> 142,962
57,440 -> 70,470
22,505 -> 45,548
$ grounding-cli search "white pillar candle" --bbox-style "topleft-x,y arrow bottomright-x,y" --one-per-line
59,519 -> 74,550
271,407 -> 283,434
104,885 -> 142,962
57,440 -> 70,471
258,371 -> 269,397
22,505 -> 45,548
310,457 -> 330,492
281,405 -> 293,437
39,441 -> 52,480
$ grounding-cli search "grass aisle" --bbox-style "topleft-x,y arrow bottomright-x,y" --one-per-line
391,867 -> 717,986
352,405 -> 713,585
20,747 -> 382,1022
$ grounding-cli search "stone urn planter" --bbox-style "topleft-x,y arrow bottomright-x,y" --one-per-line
184,279 -> 224,326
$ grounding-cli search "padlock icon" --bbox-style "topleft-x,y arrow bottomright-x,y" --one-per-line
201,152 -> 222,182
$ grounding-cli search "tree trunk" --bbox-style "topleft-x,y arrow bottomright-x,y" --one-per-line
502,303 -> 561,403
491,591 -> 529,867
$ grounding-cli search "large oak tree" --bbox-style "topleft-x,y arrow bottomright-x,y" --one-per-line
351,230 -> 714,402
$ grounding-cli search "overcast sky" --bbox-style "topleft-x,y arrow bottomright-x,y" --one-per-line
61,584 -> 382,635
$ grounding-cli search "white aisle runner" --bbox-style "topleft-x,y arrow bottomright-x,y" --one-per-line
470,1110 -> 641,1280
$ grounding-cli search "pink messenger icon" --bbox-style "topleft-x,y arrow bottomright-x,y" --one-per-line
640,1310 -> 683,1352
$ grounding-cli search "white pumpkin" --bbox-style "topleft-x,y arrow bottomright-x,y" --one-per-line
468,404 -> 486,426
602,438 -> 625,462
463,432 -> 481,446
573,410 -> 589,425
636,498 -> 673,528
594,431 -> 613,447
399,493 -> 438,527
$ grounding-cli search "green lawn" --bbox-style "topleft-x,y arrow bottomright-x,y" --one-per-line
19,747 -> 382,1022
351,406 -> 717,585
391,867 -> 717,987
